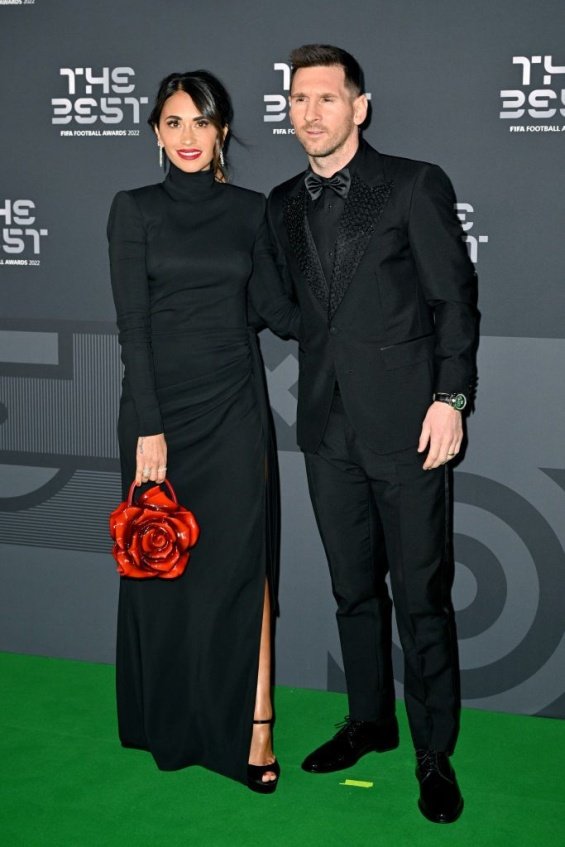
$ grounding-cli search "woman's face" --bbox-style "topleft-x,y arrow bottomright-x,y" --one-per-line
155,90 -> 225,173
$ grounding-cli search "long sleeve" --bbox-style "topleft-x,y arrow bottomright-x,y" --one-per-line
408,164 -> 479,395
248,203 -> 301,340
107,191 -> 163,435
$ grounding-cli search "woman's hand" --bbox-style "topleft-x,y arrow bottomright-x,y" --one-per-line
136,433 -> 167,486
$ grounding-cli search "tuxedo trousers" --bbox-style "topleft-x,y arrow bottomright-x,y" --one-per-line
303,391 -> 460,752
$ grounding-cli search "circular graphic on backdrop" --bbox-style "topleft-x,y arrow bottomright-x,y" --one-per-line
452,536 -> 506,638
389,472 -> 565,701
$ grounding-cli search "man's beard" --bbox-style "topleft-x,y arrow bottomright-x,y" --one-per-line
295,125 -> 353,159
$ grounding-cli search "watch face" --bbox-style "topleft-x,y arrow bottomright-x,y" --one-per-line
453,394 -> 467,411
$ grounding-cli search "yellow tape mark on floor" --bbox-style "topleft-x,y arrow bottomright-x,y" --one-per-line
339,779 -> 374,788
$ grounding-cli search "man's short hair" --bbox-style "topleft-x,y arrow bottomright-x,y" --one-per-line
289,44 -> 364,96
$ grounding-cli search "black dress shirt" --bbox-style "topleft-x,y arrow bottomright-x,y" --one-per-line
306,145 -> 361,285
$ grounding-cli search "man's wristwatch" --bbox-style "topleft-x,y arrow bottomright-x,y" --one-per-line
432,392 -> 467,411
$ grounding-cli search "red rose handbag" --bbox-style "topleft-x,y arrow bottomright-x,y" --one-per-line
109,479 -> 200,579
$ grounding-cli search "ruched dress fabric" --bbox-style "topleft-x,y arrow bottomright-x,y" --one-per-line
107,164 -> 299,784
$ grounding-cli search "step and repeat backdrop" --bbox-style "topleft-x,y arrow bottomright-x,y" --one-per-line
1,0 -> 564,718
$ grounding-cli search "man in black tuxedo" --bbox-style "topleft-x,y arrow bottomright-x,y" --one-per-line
267,44 -> 478,823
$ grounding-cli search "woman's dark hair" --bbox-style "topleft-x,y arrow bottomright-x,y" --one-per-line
148,70 -> 233,181
289,44 -> 364,96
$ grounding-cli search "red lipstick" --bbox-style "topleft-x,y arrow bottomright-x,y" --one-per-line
177,148 -> 202,160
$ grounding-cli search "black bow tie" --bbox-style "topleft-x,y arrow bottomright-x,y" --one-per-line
304,168 -> 351,201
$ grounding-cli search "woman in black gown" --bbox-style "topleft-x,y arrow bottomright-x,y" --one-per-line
107,71 -> 299,792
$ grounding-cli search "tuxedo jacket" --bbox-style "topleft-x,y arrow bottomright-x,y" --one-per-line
267,141 -> 479,455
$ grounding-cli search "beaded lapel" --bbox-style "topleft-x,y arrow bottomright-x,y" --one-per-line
283,187 -> 329,312
283,176 -> 394,321
329,176 -> 393,320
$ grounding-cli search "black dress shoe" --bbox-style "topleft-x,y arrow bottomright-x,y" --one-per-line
301,716 -> 399,773
416,750 -> 463,823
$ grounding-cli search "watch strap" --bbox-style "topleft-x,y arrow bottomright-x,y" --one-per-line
433,392 -> 467,411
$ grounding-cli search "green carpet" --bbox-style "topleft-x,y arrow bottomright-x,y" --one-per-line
1,653 -> 564,847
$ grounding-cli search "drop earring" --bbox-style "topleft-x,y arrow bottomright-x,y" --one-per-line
158,143 -> 163,168
219,148 -> 225,168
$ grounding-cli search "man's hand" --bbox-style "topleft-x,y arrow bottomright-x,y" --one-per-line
417,402 -> 463,470
136,433 -> 167,486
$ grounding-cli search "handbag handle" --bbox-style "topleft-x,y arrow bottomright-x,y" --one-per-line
126,478 -> 178,507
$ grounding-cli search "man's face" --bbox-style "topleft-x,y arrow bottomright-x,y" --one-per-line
289,65 -> 367,160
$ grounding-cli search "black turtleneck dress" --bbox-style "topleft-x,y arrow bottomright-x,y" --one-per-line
107,165 -> 299,784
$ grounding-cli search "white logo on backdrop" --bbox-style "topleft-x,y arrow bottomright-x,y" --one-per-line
51,67 -> 149,137
500,55 -> 565,133
264,63 -> 294,134
0,200 -> 48,267
455,203 -> 489,264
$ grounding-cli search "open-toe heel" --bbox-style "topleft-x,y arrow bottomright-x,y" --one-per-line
247,718 -> 280,794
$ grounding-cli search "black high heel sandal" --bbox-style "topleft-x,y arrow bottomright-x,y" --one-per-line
247,718 -> 280,794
